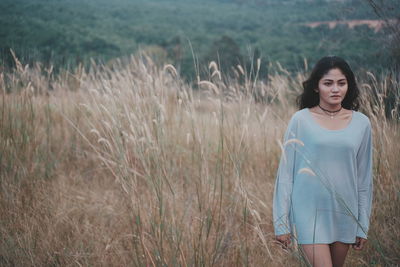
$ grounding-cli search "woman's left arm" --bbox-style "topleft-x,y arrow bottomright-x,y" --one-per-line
356,121 -> 373,240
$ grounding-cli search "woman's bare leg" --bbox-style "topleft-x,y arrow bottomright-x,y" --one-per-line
301,244 -> 333,267
329,242 -> 350,267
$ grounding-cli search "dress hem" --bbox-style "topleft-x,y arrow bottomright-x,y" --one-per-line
297,239 -> 356,245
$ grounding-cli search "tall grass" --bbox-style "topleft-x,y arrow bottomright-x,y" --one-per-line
0,54 -> 399,266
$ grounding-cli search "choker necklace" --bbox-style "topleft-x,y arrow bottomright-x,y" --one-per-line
318,104 -> 342,119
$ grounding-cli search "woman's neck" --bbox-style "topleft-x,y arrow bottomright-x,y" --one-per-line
318,103 -> 342,112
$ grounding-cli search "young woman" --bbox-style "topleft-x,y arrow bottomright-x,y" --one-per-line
273,56 -> 373,267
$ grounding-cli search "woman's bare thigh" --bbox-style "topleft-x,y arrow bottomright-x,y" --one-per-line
329,242 -> 350,267
301,244 -> 333,267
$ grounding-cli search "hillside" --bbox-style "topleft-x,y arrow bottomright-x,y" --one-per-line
0,0 -> 393,77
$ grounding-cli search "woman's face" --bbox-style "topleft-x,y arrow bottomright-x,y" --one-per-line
317,68 -> 348,108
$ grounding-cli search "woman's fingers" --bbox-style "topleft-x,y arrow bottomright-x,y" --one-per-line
352,237 -> 367,250
275,234 -> 291,249
359,238 -> 367,250
352,237 -> 361,250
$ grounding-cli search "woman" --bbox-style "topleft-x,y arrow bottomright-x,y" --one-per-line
273,56 -> 373,267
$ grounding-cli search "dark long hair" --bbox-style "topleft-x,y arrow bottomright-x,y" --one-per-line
297,56 -> 359,110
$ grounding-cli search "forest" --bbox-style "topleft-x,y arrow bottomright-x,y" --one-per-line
0,0 -> 397,78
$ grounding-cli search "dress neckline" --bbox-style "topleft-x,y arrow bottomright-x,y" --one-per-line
305,108 -> 355,132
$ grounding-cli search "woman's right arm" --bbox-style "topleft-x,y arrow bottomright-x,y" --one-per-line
273,115 -> 298,238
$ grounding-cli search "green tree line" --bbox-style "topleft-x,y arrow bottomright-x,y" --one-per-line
0,0 -> 395,78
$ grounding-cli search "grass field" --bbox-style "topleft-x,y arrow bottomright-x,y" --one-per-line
0,53 -> 399,266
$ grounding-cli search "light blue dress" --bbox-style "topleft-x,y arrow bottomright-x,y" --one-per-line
273,108 -> 373,244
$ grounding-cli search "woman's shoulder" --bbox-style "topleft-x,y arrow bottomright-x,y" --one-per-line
352,110 -> 371,127
290,108 -> 308,120
284,109 -> 309,129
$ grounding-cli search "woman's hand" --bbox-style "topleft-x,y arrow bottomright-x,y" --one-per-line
352,236 -> 367,250
275,234 -> 291,249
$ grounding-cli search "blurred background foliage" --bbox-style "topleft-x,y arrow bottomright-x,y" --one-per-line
0,0 -> 398,79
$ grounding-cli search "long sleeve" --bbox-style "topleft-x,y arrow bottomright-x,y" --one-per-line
273,116 -> 298,236
273,109 -> 374,244
355,121 -> 373,239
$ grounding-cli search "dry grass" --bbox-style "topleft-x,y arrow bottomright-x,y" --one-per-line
0,54 -> 399,266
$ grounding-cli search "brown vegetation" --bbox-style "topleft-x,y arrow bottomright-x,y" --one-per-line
0,54 -> 399,266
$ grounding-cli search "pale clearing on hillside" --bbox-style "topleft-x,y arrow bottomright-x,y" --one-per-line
304,19 -> 398,32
